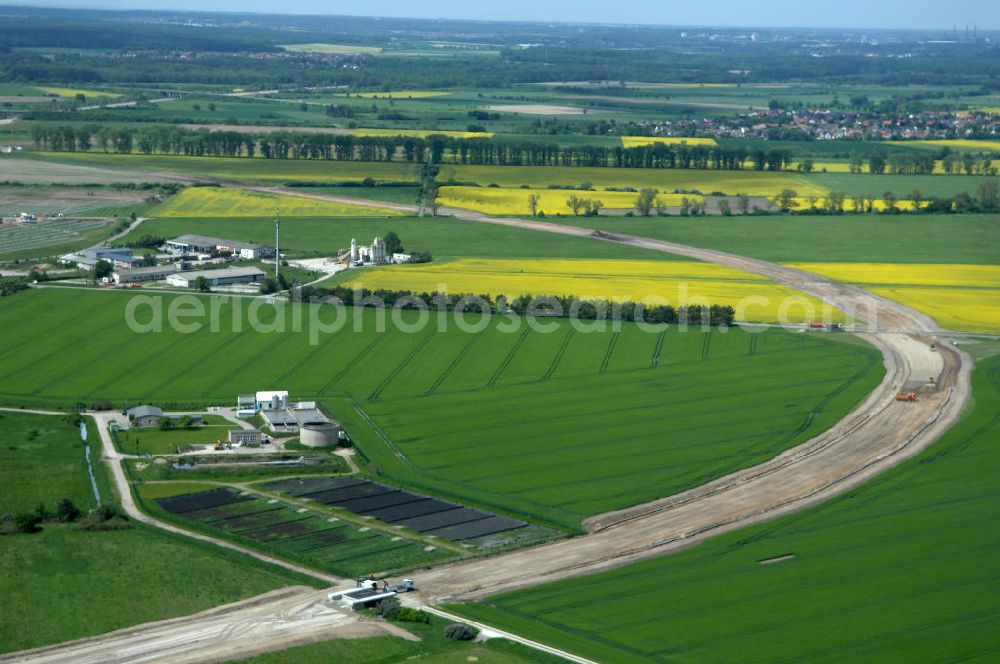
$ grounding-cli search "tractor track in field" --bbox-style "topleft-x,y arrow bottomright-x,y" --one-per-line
9,181 -> 972,663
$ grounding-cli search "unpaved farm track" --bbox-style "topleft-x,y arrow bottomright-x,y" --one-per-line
2,181 -> 972,661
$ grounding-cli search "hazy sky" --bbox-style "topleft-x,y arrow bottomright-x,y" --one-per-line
7,0 -> 999,30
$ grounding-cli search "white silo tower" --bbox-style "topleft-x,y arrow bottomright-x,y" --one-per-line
350,238 -> 358,262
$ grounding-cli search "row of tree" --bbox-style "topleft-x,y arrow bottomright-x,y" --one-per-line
31,124 -> 999,176
302,285 -> 736,326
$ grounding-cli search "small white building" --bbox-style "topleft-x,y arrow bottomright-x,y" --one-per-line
256,390 -> 289,411
236,394 -> 256,418
228,429 -> 263,447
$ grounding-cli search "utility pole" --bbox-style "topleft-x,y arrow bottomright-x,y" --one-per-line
274,206 -> 280,281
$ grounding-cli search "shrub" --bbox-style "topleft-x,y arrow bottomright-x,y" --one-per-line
396,607 -> 430,624
14,512 -> 42,534
57,498 -> 82,523
444,623 -> 479,641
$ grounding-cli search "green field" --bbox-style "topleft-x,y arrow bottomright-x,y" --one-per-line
561,213 -> 1000,264
0,411 -> 317,655
0,523 -> 317,654
114,423 -> 243,455
121,214 -> 683,261
0,412 -> 103,514
451,353 -> 1000,664
0,288 -> 883,529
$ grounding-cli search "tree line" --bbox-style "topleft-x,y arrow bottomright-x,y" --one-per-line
30,124 -> 998,176
295,284 -> 736,327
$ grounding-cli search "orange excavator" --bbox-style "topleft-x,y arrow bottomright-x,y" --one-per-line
895,392 -> 919,402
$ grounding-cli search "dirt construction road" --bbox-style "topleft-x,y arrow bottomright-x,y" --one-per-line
0,587 -> 415,664
2,184 -> 972,661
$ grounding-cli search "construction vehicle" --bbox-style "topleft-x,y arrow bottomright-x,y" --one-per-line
895,392 -> 919,402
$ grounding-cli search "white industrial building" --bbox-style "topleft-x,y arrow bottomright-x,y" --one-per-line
256,390 -> 289,410
350,236 -> 388,265
113,264 -> 182,284
166,234 -> 275,260
165,266 -> 265,288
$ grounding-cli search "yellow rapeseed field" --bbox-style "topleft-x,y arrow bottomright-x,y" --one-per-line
622,137 -> 718,148
350,128 -> 493,139
788,197 -> 928,212
343,258 -> 842,324
36,86 -> 121,99
889,139 -> 1000,152
153,187 -> 402,218
442,164 -> 829,198
438,186 -> 704,215
786,263 -> 1000,333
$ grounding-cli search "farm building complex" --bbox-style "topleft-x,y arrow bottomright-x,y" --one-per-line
166,234 -> 276,260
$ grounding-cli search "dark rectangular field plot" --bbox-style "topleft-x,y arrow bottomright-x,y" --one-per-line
425,516 -> 526,541
241,519 -> 316,542
267,476 -> 367,496
156,489 -> 249,514
308,482 -> 394,504
219,508 -> 309,532
194,505 -> 282,524
396,507 -> 491,533
362,498 -> 458,523
331,491 -> 425,513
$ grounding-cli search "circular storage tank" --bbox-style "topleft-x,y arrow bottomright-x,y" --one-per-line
300,422 -> 342,448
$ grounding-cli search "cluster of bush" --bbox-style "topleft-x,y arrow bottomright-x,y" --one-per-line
1,500 -> 128,536
370,601 -> 480,642
372,599 -> 431,624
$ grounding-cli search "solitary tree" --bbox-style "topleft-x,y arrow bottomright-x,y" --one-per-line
882,191 -> 898,213
737,194 -> 751,215
634,188 -> 657,216
383,231 -> 404,255
775,189 -> 797,213
92,259 -> 113,283
565,194 -> 585,216
193,275 -> 211,292
978,179 -> 998,211
57,498 -> 81,523
527,193 -> 540,217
